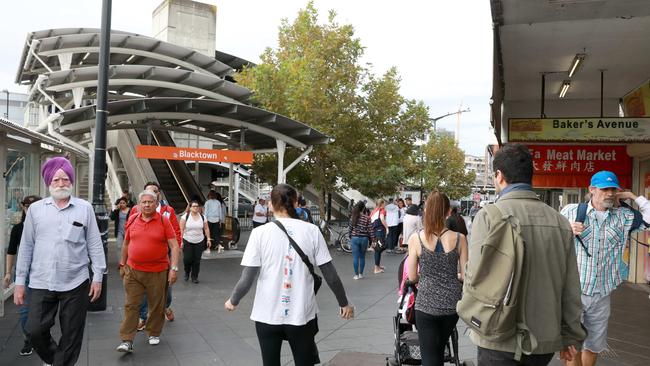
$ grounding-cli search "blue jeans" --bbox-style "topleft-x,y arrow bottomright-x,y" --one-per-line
374,229 -> 386,266
140,286 -> 172,321
351,236 -> 369,275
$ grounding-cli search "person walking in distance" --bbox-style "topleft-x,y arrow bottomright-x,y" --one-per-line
349,201 -> 372,279
110,197 -> 132,263
116,190 -> 180,352
461,143 -> 585,365
180,200 -> 211,283
402,197 -> 422,246
385,198 -> 400,253
560,170 -> 650,366
253,197 -> 269,228
204,190 -> 223,252
370,199 -> 388,274
225,184 -> 353,366
4,195 -> 41,357
14,157 -> 106,366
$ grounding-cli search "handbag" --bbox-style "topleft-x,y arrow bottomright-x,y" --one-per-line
274,221 -> 323,294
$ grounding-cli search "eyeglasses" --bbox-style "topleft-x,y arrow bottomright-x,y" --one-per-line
191,205 -> 199,208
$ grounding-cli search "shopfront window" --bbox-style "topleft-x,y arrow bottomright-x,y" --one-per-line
4,149 -> 33,268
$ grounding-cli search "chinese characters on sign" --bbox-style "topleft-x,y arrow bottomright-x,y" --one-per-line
527,145 -> 632,188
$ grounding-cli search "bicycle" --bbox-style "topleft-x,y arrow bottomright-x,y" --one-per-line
318,220 -> 352,253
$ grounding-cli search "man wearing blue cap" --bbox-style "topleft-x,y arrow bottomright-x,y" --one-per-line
560,170 -> 650,366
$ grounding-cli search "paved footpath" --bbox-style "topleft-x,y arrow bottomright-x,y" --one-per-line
1,231 -> 649,365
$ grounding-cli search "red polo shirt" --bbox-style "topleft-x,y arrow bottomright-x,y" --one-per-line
125,211 -> 176,272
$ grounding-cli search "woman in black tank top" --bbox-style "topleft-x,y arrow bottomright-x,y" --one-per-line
406,192 -> 468,366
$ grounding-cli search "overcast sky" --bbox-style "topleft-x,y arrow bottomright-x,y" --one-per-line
1,0 -> 496,155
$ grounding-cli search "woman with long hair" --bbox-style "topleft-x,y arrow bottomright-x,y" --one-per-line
407,192 -> 468,366
225,184 -> 353,366
369,199 -> 388,274
179,200 -> 211,283
349,201 -> 372,279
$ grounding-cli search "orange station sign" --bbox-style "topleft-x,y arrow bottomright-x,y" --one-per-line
136,145 -> 254,164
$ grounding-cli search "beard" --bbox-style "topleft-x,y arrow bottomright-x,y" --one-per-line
49,186 -> 72,200
602,199 -> 615,208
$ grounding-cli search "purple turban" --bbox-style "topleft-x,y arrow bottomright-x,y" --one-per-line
41,157 -> 75,186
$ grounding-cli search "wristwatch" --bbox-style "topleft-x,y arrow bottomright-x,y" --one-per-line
170,266 -> 179,272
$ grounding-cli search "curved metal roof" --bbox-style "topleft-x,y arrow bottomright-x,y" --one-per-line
54,98 -> 330,150
16,29 -> 233,84
39,65 -> 251,104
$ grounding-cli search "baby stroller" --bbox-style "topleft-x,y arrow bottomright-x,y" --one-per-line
386,256 -> 472,366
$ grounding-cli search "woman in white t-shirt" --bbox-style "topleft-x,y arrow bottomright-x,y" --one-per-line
225,184 -> 354,366
180,200 -> 211,283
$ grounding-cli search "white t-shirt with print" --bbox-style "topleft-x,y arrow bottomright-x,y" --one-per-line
181,213 -> 205,244
252,203 -> 268,223
385,203 -> 399,227
241,217 -> 332,326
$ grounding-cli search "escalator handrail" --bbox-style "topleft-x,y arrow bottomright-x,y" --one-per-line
151,132 -> 191,208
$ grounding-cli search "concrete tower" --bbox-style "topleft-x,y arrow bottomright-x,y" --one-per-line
152,0 -> 217,56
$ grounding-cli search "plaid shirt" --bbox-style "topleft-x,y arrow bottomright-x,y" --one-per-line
560,197 -> 650,296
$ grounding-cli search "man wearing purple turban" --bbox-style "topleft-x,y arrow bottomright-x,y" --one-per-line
14,156 -> 106,366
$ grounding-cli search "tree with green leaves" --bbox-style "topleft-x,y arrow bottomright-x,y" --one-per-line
420,134 -> 476,200
238,2 -> 430,211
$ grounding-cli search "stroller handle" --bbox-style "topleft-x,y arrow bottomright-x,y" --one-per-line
401,279 -> 418,295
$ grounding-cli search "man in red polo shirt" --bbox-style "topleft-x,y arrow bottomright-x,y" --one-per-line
116,190 -> 180,352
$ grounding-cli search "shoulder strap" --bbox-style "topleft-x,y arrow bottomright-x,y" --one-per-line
573,203 -> 592,258
274,221 -> 319,279
619,200 -> 648,232
184,212 -> 190,221
575,203 -> 588,223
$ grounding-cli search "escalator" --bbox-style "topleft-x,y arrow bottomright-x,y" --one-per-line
134,129 -> 204,212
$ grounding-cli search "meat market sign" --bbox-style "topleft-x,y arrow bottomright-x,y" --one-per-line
527,145 -> 632,188
508,117 -> 650,142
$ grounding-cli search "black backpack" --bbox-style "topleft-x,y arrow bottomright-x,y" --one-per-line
184,212 -> 205,224
574,201 -> 647,257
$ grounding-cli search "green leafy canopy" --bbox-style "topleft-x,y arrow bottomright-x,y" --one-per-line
237,2 -> 468,204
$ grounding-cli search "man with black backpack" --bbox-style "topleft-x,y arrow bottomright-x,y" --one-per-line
459,143 -> 585,365
560,171 -> 650,366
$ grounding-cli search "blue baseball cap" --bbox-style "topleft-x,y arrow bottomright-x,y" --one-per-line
590,171 -> 621,189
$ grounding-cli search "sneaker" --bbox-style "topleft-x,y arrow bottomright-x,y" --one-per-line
137,318 -> 146,331
116,340 -> 133,353
165,308 -> 174,322
353,275 -> 359,280
19,341 -> 33,356
184,273 -> 189,281
192,279 -> 199,284
358,274 -> 364,279
148,336 -> 160,345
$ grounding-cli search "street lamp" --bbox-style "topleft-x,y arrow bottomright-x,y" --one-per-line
2,89 -> 9,119
419,107 -> 471,202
